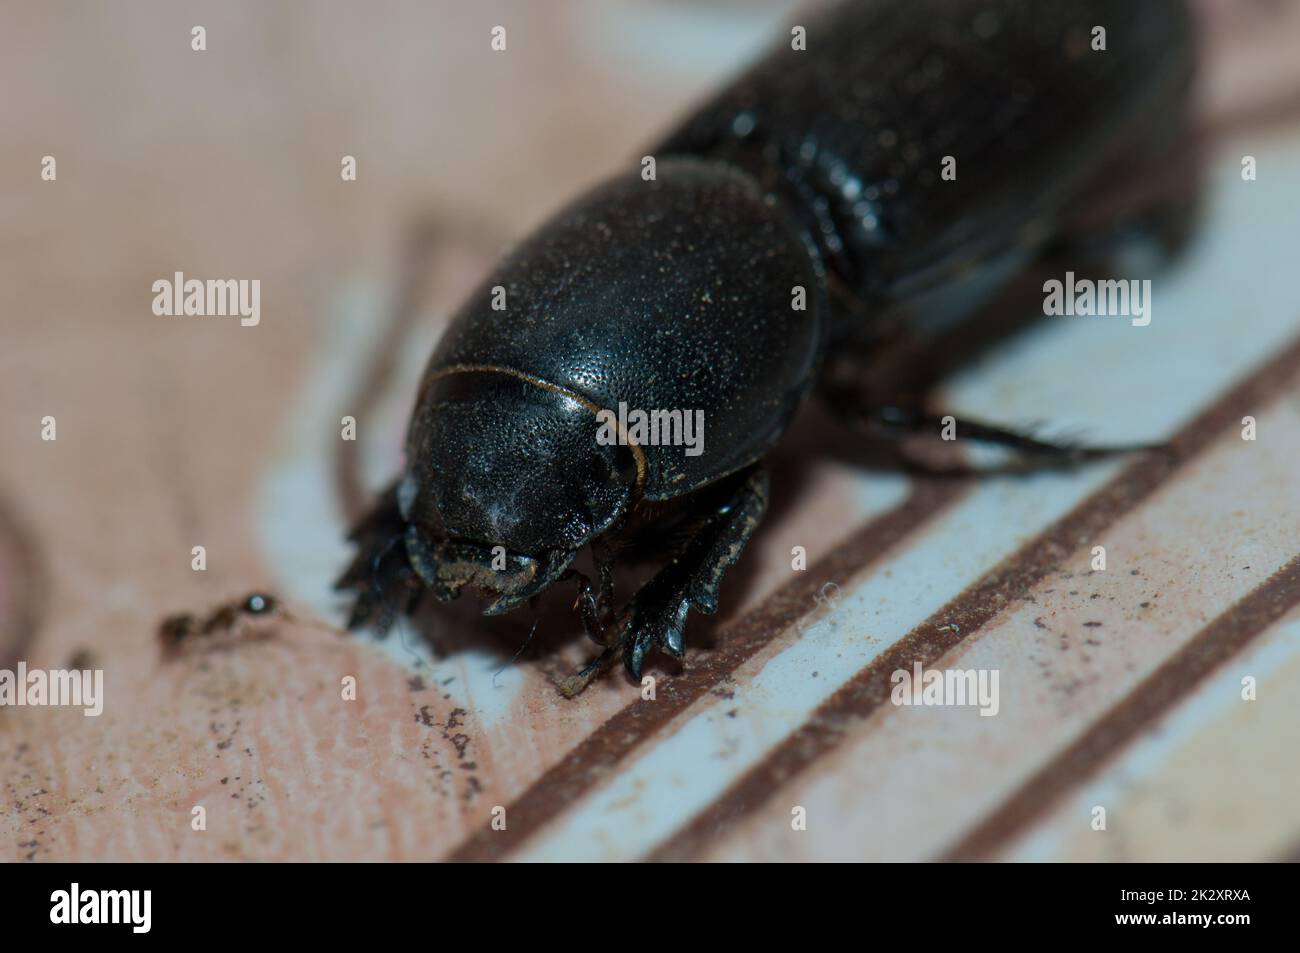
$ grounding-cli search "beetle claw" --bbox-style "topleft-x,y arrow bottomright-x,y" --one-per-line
625,644 -> 646,681
621,586 -> 692,679
557,467 -> 767,695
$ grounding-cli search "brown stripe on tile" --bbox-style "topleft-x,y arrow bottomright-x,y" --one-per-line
645,331 -> 1300,863
445,476 -> 968,862
943,553 -> 1300,862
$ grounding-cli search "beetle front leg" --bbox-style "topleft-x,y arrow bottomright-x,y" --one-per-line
564,543 -> 619,648
620,465 -> 769,680
335,481 -> 426,632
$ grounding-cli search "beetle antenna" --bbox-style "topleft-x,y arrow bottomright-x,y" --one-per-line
394,613 -> 426,669
493,616 -> 541,687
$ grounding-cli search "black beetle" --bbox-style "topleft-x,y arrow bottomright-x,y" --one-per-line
337,0 -> 1195,693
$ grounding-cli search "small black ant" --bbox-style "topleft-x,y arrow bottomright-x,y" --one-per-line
159,592 -> 287,656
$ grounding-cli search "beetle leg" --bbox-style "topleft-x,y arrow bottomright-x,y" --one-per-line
859,403 -> 1162,465
557,643 -> 620,698
560,539 -> 620,646
335,480 -> 405,591
335,481 -> 429,633
618,465 -> 769,681
339,531 -> 422,634
563,570 -> 611,646
592,537 -> 617,621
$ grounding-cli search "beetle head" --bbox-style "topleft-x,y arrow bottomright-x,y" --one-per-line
398,369 -> 635,610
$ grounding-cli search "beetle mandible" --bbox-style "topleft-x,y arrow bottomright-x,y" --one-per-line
336,0 -> 1195,693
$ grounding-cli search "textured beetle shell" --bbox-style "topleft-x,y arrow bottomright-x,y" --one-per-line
658,0 -> 1195,331
423,159 -> 827,500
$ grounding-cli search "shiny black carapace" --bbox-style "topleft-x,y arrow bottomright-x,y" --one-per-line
336,0 -> 1194,693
